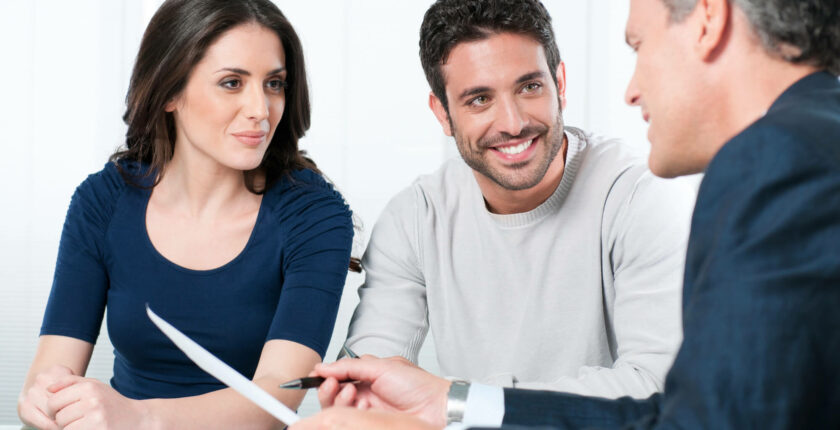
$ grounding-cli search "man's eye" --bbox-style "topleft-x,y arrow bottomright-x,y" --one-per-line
522,82 -> 542,93
470,95 -> 489,106
220,79 -> 241,90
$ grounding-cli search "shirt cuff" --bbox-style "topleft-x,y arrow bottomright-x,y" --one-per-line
451,382 -> 504,428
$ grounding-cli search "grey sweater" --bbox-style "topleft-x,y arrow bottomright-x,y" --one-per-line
345,128 -> 695,398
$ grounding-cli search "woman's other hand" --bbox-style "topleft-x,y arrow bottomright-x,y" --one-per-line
18,364 -> 73,430
45,376 -> 156,430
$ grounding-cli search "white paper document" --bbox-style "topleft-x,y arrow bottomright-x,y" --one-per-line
146,305 -> 300,425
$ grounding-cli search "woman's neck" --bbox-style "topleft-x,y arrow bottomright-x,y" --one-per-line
153,148 -> 258,220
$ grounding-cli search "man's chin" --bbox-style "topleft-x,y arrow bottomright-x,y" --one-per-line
648,155 -> 705,179
485,169 -> 545,191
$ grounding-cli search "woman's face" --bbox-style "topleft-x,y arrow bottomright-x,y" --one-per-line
167,23 -> 287,172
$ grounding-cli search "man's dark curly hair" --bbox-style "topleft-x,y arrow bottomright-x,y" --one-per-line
662,0 -> 839,75
419,0 -> 561,113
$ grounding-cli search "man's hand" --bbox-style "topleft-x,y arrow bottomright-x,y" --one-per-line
18,364 -> 73,430
312,355 -> 451,428
290,406 -> 441,430
45,375 -> 155,429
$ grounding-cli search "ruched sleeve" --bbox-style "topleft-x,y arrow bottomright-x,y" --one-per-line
266,170 -> 354,358
40,162 -> 125,344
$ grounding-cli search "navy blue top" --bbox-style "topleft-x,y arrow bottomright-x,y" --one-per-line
497,72 -> 840,429
40,162 -> 354,400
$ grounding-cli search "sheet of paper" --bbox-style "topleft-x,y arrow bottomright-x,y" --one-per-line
146,305 -> 300,425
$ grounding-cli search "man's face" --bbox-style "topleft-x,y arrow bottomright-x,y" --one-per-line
435,33 -> 565,191
625,0 -> 708,177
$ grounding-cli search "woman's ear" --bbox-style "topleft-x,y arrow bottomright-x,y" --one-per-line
164,96 -> 179,113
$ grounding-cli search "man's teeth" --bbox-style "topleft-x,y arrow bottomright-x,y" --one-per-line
497,139 -> 533,155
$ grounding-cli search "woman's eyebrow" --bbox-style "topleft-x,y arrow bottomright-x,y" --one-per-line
214,67 -> 286,76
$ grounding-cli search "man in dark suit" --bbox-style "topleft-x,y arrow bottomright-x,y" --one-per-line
290,0 -> 840,428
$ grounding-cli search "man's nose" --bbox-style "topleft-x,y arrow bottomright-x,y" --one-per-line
625,72 -> 641,107
495,97 -> 526,137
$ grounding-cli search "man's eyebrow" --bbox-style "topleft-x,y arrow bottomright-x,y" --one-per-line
214,67 -> 286,76
515,71 -> 546,84
458,86 -> 492,101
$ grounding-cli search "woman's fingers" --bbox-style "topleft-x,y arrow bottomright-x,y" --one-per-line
18,402 -> 59,430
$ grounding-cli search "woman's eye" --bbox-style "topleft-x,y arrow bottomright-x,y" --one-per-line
266,79 -> 287,92
220,79 -> 241,90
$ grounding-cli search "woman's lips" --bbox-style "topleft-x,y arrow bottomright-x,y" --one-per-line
232,131 -> 266,146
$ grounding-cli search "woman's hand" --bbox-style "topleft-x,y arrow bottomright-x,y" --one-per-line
45,376 -> 156,430
18,364 -> 73,430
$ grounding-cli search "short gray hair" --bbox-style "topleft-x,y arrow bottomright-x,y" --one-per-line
660,0 -> 840,75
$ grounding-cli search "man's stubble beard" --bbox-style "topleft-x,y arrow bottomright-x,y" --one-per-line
451,110 -> 565,191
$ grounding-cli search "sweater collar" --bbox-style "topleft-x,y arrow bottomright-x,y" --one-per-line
486,127 -> 587,228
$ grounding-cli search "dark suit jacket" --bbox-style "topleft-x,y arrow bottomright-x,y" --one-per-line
492,72 -> 840,429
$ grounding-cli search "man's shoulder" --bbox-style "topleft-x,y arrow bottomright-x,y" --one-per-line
385,157 -> 476,214
570,127 -> 647,183
716,73 -> 840,174
710,102 -> 840,189
414,156 -> 476,193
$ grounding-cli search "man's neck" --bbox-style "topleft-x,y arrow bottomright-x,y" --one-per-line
477,133 -> 568,215
718,66 -> 818,147
703,12 -> 821,156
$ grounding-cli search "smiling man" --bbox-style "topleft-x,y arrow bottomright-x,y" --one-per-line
290,0 -> 840,428
341,0 -> 694,400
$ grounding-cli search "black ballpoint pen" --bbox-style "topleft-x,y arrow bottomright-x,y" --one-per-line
278,345 -> 360,390
278,376 -> 361,390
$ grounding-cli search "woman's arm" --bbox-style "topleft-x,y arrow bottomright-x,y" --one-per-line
46,339 -> 320,430
18,335 -> 94,430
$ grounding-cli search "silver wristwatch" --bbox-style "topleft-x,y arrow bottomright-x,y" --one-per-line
446,379 -> 471,425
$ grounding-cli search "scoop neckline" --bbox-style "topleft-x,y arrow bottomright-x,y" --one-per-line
141,190 -> 266,275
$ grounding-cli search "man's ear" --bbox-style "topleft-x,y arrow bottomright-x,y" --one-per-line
694,0 -> 730,60
428,92 -> 453,137
555,61 -> 567,110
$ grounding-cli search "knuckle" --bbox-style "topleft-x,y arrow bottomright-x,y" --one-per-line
35,373 -> 49,385
27,385 -> 40,398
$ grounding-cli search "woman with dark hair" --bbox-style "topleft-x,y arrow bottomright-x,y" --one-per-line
17,0 -> 357,428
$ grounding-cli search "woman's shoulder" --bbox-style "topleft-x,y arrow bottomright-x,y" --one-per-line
263,168 -> 352,223
75,161 -> 131,201
66,160 -> 148,232
75,159 -> 154,205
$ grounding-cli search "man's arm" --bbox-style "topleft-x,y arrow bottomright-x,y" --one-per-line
516,170 -> 693,398
344,186 -> 430,361
647,126 -> 840,429
509,126 -> 840,428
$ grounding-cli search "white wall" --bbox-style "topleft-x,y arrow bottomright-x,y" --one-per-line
0,0 -> 649,423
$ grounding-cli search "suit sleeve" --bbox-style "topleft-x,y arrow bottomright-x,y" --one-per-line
652,126 -> 840,429
344,186 -> 430,362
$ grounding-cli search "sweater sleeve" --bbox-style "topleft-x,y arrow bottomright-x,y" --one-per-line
514,169 -> 693,399
267,174 -> 355,359
40,163 -> 124,344
344,185 -> 429,362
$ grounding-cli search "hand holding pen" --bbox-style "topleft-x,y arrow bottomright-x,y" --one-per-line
278,345 -> 360,390
297,353 -> 451,428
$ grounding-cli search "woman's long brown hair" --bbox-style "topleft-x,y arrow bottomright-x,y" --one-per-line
114,0 -> 360,272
